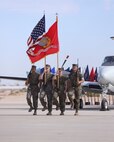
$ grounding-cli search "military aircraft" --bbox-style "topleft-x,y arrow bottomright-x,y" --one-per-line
0,56 -> 114,110
82,56 -> 114,110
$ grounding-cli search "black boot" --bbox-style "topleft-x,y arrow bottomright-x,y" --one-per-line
60,112 -> 64,115
28,106 -> 34,112
74,110 -> 79,116
46,112 -> 52,115
33,110 -> 37,115
42,106 -> 47,111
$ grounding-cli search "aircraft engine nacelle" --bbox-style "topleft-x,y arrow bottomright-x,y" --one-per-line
82,82 -> 103,94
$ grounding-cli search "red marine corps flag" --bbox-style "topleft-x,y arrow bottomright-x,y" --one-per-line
26,20 -> 59,63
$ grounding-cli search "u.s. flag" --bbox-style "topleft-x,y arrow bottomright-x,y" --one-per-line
27,21 -> 59,63
27,15 -> 45,47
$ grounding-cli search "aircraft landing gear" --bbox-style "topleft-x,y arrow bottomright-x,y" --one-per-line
100,98 -> 109,111
100,88 -> 109,111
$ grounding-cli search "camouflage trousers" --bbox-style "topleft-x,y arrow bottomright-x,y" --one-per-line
45,88 -> 53,113
26,85 -> 39,110
26,87 -> 32,108
40,88 -> 64,112
40,89 -> 47,108
58,90 -> 66,113
67,88 -> 75,109
40,89 -> 59,109
67,87 -> 80,112
53,91 -> 59,109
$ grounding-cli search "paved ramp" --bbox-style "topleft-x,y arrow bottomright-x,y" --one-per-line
0,94 -> 114,142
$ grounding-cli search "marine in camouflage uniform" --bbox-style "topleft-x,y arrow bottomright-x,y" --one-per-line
25,65 -> 40,115
39,81 -> 59,111
68,64 -> 84,115
40,64 -> 54,115
39,68 -> 59,112
53,68 -> 67,115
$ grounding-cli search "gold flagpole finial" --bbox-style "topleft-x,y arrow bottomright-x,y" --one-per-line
56,13 -> 58,22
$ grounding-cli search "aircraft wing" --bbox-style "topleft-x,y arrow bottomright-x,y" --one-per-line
0,76 -> 27,81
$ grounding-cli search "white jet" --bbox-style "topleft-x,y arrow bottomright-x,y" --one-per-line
82,56 -> 114,110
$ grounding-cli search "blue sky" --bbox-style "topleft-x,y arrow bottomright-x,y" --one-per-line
0,0 -> 114,81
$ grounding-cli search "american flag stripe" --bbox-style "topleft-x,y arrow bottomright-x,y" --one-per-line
27,15 -> 45,47
27,36 -> 34,47
27,36 -> 32,46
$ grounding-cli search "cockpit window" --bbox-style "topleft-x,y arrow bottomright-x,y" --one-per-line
102,56 -> 114,66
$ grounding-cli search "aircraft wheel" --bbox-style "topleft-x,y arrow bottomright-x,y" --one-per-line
79,99 -> 83,109
100,98 -> 109,111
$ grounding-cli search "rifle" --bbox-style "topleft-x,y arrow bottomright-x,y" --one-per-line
56,55 -> 69,89
77,58 -> 79,86
61,55 -> 69,68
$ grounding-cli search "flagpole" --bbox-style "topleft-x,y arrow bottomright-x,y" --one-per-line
44,56 -> 46,84
43,11 -> 46,85
56,13 -> 59,88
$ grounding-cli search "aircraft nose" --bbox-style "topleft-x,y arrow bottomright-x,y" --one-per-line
100,70 -> 109,82
98,67 -> 114,85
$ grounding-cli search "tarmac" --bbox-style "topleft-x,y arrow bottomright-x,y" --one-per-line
0,94 -> 114,142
